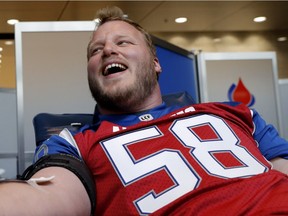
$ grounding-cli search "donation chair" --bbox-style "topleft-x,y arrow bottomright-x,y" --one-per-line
33,91 -> 196,146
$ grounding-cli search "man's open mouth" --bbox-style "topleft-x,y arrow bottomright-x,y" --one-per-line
103,63 -> 127,76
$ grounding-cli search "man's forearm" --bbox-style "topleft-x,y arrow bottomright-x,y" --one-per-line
0,167 -> 91,216
0,180 -> 56,215
270,157 -> 288,174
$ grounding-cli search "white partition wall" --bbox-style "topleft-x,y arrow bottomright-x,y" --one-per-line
279,79 -> 288,140
15,21 -> 97,173
0,89 -> 17,178
197,52 -> 283,136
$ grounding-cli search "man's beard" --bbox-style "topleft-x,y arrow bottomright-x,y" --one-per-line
88,60 -> 158,113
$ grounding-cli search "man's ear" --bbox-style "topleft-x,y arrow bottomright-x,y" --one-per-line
154,57 -> 162,74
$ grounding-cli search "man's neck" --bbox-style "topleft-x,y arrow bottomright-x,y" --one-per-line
98,88 -> 163,115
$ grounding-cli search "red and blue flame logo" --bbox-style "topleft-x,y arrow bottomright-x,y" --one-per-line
228,78 -> 255,107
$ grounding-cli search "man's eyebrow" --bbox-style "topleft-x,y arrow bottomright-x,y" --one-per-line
89,35 -> 128,45
117,35 -> 131,39
89,40 -> 102,47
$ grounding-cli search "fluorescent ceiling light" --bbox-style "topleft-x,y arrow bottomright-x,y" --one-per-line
253,16 -> 266,23
7,19 -> 19,25
277,37 -> 287,42
213,38 -> 221,43
4,41 -> 14,45
175,17 -> 187,23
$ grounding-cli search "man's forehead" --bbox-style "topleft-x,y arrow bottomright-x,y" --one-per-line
95,20 -> 141,36
91,21 -> 145,45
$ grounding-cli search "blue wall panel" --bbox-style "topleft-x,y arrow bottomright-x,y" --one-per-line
155,44 -> 199,103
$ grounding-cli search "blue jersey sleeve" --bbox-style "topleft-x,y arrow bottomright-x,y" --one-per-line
33,128 -> 82,163
252,109 -> 288,160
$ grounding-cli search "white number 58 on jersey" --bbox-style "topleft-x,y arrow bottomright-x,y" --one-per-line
101,114 -> 267,214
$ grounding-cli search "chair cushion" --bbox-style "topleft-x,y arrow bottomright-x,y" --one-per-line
33,113 -> 93,146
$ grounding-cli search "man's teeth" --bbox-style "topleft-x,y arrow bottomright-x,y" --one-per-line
105,63 -> 126,72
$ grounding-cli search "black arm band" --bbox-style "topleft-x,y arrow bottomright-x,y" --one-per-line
19,154 -> 96,215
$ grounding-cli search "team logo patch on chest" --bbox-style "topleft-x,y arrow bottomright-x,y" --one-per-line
139,114 -> 154,122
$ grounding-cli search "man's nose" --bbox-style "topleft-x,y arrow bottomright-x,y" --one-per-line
102,42 -> 117,57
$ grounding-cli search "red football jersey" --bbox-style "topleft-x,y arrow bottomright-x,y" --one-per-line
75,102 -> 288,215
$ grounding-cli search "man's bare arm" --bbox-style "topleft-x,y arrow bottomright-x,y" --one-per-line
0,167 -> 91,216
270,157 -> 288,175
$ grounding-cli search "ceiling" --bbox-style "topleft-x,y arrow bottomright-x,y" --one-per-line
1,1 -> 288,35
1,1 -> 288,88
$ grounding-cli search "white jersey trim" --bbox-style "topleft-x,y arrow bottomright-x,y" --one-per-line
59,128 -> 82,158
